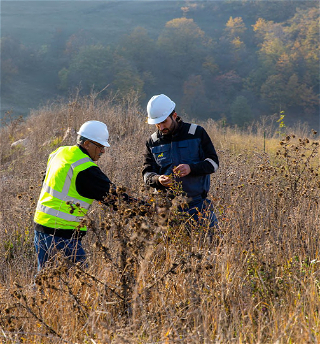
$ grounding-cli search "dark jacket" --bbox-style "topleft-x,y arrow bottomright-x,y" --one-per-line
142,120 -> 219,205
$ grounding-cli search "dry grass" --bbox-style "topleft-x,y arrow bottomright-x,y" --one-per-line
0,93 -> 319,343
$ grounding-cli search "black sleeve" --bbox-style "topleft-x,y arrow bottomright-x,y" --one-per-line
76,166 -> 139,205
189,127 -> 219,176
76,166 -> 111,201
142,141 -> 167,190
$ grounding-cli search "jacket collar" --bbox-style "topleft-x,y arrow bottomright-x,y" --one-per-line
78,144 -> 90,157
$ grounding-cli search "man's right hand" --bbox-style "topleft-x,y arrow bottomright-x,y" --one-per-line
158,175 -> 172,187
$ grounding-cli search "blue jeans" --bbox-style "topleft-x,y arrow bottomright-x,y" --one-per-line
185,198 -> 218,229
34,231 -> 86,271
178,198 -> 218,242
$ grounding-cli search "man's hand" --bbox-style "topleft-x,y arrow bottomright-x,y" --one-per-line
158,175 -> 173,187
173,164 -> 191,177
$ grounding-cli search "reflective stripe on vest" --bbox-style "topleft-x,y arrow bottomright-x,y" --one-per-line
36,203 -> 83,222
41,182 -> 90,208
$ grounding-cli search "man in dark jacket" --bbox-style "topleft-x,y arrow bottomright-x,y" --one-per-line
142,94 -> 219,233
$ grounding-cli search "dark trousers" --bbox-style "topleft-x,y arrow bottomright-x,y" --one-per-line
34,230 -> 86,271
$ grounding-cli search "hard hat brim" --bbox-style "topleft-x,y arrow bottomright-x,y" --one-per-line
92,138 -> 110,147
147,113 -> 170,125
100,141 -> 110,147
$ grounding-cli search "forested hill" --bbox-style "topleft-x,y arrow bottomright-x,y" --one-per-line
1,1 -> 319,128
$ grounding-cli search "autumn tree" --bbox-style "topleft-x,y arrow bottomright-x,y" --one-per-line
0,36 -> 34,89
1,59 -> 18,87
64,29 -> 94,57
230,95 -> 253,126
253,8 -> 319,115
60,45 -> 114,92
286,8 -> 319,87
157,18 -> 212,81
118,27 -> 156,72
260,74 -> 288,111
58,44 -> 144,98
251,1 -> 309,22
0,36 -> 32,70
48,28 -> 69,59
112,54 -> 144,98
225,16 -> 247,40
181,75 -> 209,118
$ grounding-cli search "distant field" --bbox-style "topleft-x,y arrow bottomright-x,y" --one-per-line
1,1 -> 184,47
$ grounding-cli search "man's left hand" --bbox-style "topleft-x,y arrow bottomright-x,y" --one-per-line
173,164 -> 191,177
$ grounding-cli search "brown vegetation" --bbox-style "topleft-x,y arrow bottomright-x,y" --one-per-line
0,94 -> 319,343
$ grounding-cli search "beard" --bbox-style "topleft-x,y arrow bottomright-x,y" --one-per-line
160,119 -> 177,136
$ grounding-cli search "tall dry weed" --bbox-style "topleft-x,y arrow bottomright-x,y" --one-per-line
0,94 -> 319,343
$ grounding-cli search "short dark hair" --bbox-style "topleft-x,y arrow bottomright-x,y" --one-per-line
168,109 -> 176,118
77,135 -> 88,145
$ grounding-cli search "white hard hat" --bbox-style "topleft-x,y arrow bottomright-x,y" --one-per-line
147,94 -> 176,125
77,120 -> 110,147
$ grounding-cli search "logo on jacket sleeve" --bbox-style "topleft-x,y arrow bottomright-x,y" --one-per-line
158,152 -> 164,158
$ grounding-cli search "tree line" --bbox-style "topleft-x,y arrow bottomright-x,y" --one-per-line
1,1 -> 319,126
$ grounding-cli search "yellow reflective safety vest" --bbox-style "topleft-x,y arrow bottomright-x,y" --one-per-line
34,145 -> 97,231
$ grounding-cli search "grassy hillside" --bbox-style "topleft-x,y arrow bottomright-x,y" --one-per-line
0,94 -> 319,343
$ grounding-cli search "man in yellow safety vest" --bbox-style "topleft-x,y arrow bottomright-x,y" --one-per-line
34,120 -> 131,270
